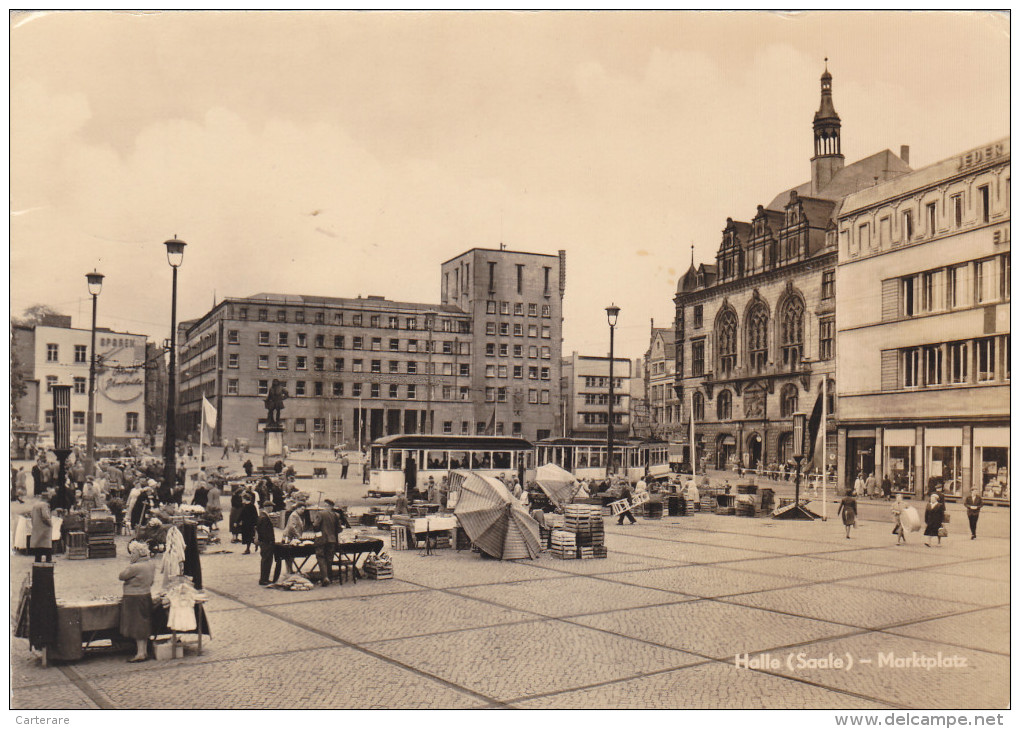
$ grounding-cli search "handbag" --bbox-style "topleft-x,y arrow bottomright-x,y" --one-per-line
937,526 -> 948,538
943,512 -> 950,524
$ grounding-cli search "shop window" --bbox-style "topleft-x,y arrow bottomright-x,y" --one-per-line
927,445 -> 962,497
976,446 -> 1009,500
884,446 -> 914,492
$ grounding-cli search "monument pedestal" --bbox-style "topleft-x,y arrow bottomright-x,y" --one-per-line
263,426 -> 285,470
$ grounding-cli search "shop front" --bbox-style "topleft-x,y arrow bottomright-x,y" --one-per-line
883,429 -> 916,494
845,431 -> 875,489
973,427 -> 1009,502
925,428 -> 963,498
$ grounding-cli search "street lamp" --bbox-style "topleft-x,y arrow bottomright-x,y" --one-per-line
606,304 -> 620,476
774,409 -> 819,520
85,269 -> 104,475
162,237 -> 186,495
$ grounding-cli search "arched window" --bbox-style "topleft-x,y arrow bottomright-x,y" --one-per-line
717,310 -> 738,376
692,392 -> 704,421
747,304 -> 769,374
781,384 -> 799,418
717,389 -> 732,420
779,296 -> 804,369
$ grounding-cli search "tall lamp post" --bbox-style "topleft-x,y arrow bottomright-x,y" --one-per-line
773,409 -> 819,520
85,269 -> 104,475
606,304 -> 620,476
162,238 -> 186,494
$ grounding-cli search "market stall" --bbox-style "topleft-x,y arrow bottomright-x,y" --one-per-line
273,536 -> 385,583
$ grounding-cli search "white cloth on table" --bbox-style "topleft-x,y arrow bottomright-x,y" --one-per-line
159,525 -> 187,588
164,581 -> 198,632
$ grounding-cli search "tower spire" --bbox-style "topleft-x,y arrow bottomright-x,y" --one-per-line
811,59 -> 844,195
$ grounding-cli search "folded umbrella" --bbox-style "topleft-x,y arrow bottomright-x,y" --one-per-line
451,470 -> 541,560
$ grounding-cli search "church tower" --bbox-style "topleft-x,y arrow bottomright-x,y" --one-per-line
811,60 -> 844,195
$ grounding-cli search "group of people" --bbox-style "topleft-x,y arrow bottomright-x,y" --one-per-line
850,472 -> 897,500
842,486 -> 984,546
254,497 -> 352,587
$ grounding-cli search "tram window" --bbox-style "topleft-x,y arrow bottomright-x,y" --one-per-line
577,449 -> 589,468
389,450 -> 403,470
371,449 -> 382,469
493,451 -> 511,469
525,451 -> 535,469
471,452 -> 492,469
427,451 -> 449,469
449,451 -> 468,469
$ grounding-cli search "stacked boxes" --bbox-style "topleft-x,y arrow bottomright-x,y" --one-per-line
66,531 -> 88,560
549,529 -> 576,559
85,511 -> 117,559
559,505 -> 607,559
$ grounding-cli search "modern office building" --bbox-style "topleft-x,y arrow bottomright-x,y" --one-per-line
13,317 -> 149,443
836,137 -> 1010,502
176,248 -> 566,448
560,352 -> 632,438
673,66 -> 912,472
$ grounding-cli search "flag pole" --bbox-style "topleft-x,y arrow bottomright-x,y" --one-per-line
821,376 -> 828,521
690,404 -> 696,478
198,396 -> 205,465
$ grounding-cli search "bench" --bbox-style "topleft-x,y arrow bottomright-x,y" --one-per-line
313,468 -> 328,478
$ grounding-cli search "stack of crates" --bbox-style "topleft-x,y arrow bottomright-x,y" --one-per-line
389,527 -> 409,550
66,531 -> 88,560
86,510 -> 117,559
549,529 -> 576,559
563,504 -> 606,559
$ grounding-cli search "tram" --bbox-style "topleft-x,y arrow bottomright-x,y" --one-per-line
533,437 -> 670,481
368,434 -> 535,495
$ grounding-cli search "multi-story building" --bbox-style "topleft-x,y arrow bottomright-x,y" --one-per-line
643,323 -> 682,440
673,66 -> 912,473
176,247 -> 565,448
836,137 -> 1010,502
561,352 -> 631,438
13,318 -> 149,443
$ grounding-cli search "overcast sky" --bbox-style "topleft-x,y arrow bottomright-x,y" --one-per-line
10,11 -> 1009,361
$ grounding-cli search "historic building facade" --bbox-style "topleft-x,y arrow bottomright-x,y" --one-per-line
673,67 -> 911,473
641,323 -> 683,444
176,247 -> 565,448
836,137 -> 1010,502
560,352 -> 632,438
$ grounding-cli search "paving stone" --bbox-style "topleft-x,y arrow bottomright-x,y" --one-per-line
528,551 -> 683,576
451,575 -> 686,618
885,606 -> 1009,656
363,620 -> 699,702
388,551 -> 556,589
602,563 -> 807,598
86,646 -> 490,709
207,571 -> 424,608
270,589 -> 537,643
722,583 -> 975,630
11,682 -> 100,710
568,599 -> 855,659
514,661 -> 889,709
924,557 -> 1011,581
816,545 -> 971,569
762,631 -> 1009,709
723,554 -> 895,582
9,649 -> 81,689
610,535 -> 761,564
835,571 -> 1009,608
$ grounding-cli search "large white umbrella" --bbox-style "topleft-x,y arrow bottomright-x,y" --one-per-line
450,470 -> 541,560
535,463 -> 580,507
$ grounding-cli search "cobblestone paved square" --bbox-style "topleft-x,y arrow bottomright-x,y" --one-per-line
567,599 -> 857,659
603,563 -> 809,598
513,661 -> 890,709
361,620 -> 702,702
884,606 -> 1009,656
926,556 -> 1011,581
723,554 -> 900,582
835,571 -> 1010,608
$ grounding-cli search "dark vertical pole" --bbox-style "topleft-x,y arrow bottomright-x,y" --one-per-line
607,324 -> 615,476
163,265 -> 178,492
86,293 -> 98,473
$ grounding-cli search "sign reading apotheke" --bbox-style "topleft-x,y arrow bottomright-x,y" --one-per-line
101,370 -> 144,403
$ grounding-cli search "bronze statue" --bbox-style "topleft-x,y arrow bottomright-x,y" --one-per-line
265,379 -> 289,427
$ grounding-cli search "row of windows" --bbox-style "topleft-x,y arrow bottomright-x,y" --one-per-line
580,413 -> 625,425
484,387 -> 552,404
45,376 -> 89,394
242,355 -> 470,377
247,331 -> 471,355
582,376 -> 625,389
485,364 -> 551,380
236,307 -> 471,334
484,343 -> 552,359
581,393 -> 625,406
44,344 -> 90,364
483,321 -> 553,338
846,180 -> 1002,256
484,300 -> 553,317
442,421 -> 524,436
43,410 -> 136,432
898,253 -> 1010,318
688,384 -> 835,421
891,335 -> 1010,390
689,271 -> 834,336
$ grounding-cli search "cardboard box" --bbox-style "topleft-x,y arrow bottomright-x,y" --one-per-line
153,639 -> 177,661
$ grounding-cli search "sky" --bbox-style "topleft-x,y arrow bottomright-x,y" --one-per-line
9,11 -> 1010,362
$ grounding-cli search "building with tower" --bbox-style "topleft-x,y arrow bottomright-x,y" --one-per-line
673,65 -> 912,474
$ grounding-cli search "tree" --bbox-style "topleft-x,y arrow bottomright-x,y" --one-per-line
13,303 -> 65,327
10,331 -> 27,420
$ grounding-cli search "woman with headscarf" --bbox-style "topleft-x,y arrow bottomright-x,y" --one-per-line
238,494 -> 259,555
119,540 -> 156,662
891,494 -> 908,545
924,491 -> 946,547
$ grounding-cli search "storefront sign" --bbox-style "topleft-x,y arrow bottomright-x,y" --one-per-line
101,371 -> 144,403
958,141 -> 1008,172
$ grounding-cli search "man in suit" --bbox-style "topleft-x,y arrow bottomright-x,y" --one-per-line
256,502 -> 277,585
964,488 -> 984,540
313,501 -> 341,587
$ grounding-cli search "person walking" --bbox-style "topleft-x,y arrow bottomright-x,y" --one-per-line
222,444 -> 230,460
924,491 -> 946,547
243,459 -> 254,477
853,473 -> 865,497
30,490 -> 54,562
256,502 -> 277,585
238,495 -> 259,555
340,453 -> 350,479
119,541 -> 155,662
837,490 -> 857,539
891,494 -> 907,545
313,501 -> 341,587
964,488 -> 983,540
617,482 -> 637,525
865,473 -> 878,498
229,485 -> 245,543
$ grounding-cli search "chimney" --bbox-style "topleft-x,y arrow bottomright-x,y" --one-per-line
900,145 -> 910,165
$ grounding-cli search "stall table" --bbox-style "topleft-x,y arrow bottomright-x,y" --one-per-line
274,537 -> 385,583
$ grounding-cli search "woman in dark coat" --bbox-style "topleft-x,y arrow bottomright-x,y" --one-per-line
229,485 -> 245,542
238,495 -> 259,555
924,491 -> 946,547
837,491 -> 857,539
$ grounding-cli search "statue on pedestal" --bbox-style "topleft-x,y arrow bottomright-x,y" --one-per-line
265,379 -> 289,428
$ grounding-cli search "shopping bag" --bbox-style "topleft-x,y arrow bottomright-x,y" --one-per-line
902,506 -> 922,532
937,526 -> 948,538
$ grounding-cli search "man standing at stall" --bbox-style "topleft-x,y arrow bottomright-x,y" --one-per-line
256,502 -> 277,585
313,501 -> 341,587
